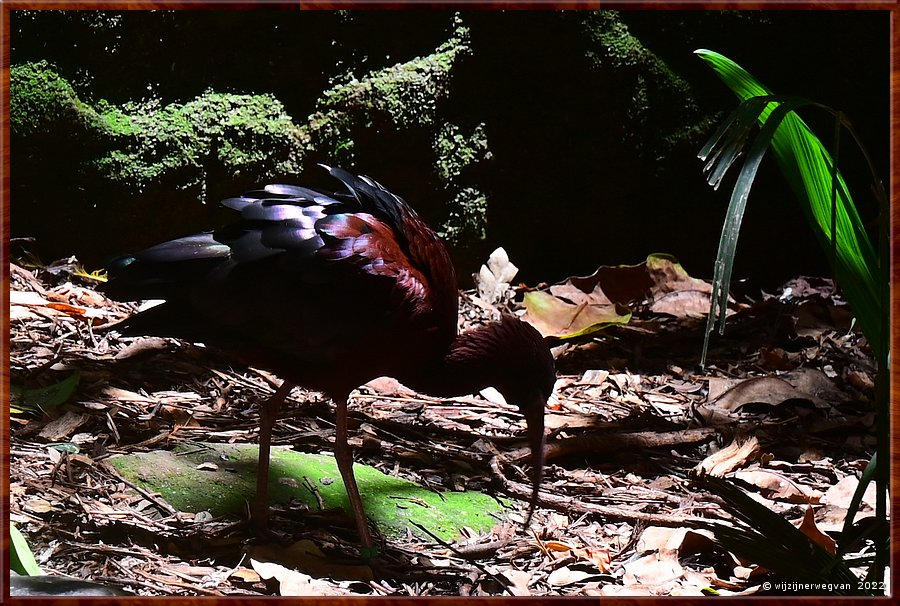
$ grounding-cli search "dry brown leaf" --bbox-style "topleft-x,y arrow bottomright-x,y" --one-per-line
796,507 -> 836,555
845,369 -> 874,393
542,540 -> 575,552
783,367 -> 847,406
598,583 -> 655,596
623,551 -> 683,585
649,289 -> 712,318
695,437 -> 761,476
571,546 -> 611,572
638,526 -> 679,552
731,469 -> 821,503
499,568 -> 532,596
821,475 -> 876,510
707,377 -> 741,401
250,559 -> 350,596
709,376 -> 826,412
229,568 -> 261,583
578,369 -> 609,385
546,566 -> 595,587
638,527 -> 718,557
24,498 -> 58,514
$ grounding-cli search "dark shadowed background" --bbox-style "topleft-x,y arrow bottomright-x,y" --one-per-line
10,9 -> 889,292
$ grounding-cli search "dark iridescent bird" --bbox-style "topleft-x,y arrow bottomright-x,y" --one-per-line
102,165 -> 555,549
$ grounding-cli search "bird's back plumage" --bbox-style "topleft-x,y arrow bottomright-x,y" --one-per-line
103,165 -> 458,397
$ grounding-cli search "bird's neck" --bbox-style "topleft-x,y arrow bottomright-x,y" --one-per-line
403,323 -> 503,398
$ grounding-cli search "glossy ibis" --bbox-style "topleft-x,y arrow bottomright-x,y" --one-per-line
102,165 -> 555,549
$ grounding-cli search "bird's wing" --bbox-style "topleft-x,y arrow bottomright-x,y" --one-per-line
322,165 -> 459,328
101,171 -> 453,383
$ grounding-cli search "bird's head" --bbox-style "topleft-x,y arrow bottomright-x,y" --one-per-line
446,315 -> 555,524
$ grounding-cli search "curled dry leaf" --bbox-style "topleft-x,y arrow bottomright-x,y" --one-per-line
623,551 -> 684,586
499,568 -> 532,596
730,469 -> 822,503
638,527 -> 719,559
821,475 -> 876,510
229,568 -> 261,583
796,507 -> 836,555
546,566 -> 596,587
695,437 -> 761,476
250,559 -> 350,596
571,547 -> 611,573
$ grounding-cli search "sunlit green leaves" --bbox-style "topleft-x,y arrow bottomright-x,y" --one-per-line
694,49 -> 884,363
695,49 -> 888,592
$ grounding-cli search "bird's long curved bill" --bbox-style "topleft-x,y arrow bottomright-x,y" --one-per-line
521,398 -> 546,526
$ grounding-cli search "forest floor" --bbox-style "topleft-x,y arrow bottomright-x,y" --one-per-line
9,257 -> 880,597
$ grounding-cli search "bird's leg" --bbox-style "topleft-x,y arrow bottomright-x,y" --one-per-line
253,380 -> 295,530
333,396 -> 374,550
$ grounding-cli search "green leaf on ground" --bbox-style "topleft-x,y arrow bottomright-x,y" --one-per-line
10,372 -> 81,413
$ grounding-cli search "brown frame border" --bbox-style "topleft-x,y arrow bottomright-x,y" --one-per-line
1,2 -> 895,604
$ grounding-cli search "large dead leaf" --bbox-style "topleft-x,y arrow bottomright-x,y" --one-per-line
622,551 -> 684,586
521,254 -> 741,339
546,566 -> 598,587
566,253 -> 711,307
522,291 -> 631,339
698,370 -> 842,425
499,568 -> 533,595
730,469 -> 821,503
250,559 -> 351,596
248,540 -> 373,582
821,475 -> 877,510
709,376 -> 824,411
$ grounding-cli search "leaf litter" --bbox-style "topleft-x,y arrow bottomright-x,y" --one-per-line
9,255 -> 878,596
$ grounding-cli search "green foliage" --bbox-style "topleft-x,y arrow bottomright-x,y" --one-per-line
11,524 -> 42,576
11,62 -> 305,196
94,92 -> 304,191
433,123 -> 491,244
306,14 -> 490,244
581,12 -> 705,162
695,49 -> 884,362
10,61 -> 101,137
308,14 -> 471,164
11,372 -> 80,414
433,122 -> 488,182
